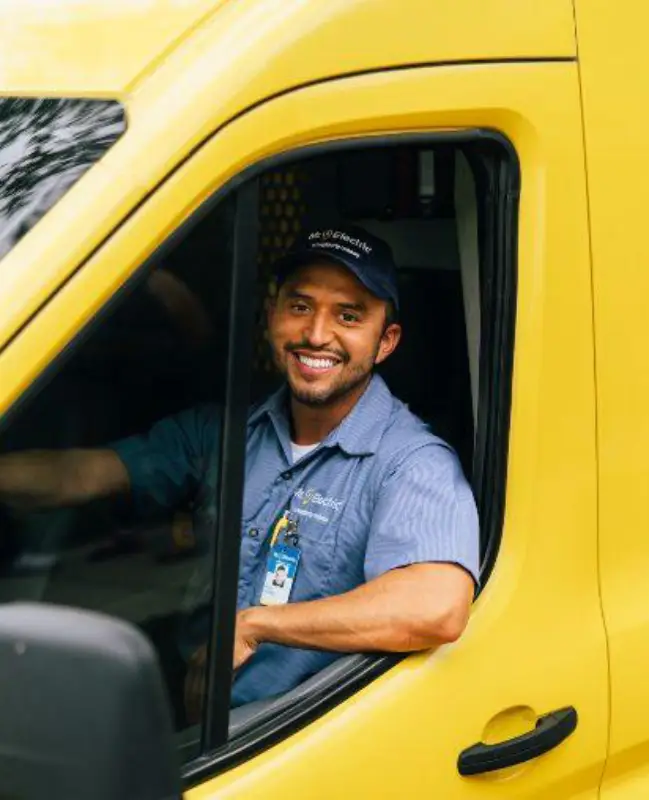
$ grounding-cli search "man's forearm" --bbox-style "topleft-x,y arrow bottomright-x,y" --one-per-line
239,563 -> 474,656
0,449 -> 128,510
0,451 -> 70,509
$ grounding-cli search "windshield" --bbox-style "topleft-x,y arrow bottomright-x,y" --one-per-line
0,98 -> 126,261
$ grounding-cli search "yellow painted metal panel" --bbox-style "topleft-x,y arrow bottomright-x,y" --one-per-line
0,62 -> 606,797
0,0 -> 575,349
575,1 -> 649,797
0,0 -> 575,96
0,0 -> 227,97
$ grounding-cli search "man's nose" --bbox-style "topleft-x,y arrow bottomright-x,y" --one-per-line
303,310 -> 333,348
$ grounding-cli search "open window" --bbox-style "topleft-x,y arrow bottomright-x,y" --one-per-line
0,132 -> 517,780
0,98 -> 126,260
198,136 -> 517,778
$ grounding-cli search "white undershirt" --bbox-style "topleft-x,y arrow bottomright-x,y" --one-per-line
291,441 -> 320,463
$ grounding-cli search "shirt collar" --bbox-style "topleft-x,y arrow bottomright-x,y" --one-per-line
248,374 -> 395,458
248,384 -> 288,427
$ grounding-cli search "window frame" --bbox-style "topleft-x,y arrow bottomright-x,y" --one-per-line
182,129 -> 519,786
0,126 -> 518,783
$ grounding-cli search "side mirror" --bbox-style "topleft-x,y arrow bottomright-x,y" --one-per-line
0,603 -> 181,800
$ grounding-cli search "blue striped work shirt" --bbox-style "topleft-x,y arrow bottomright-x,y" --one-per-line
113,374 -> 479,707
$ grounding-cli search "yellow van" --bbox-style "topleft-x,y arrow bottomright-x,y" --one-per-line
0,0 -> 646,797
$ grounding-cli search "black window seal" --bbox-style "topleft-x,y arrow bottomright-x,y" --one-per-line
467,145 -> 519,578
202,179 -> 260,751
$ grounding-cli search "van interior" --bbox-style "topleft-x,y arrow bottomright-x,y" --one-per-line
0,142 -> 483,750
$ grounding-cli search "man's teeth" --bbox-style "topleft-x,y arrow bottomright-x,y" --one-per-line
297,354 -> 337,369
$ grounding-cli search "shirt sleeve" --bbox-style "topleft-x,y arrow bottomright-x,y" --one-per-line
110,404 -> 220,517
364,443 -> 480,585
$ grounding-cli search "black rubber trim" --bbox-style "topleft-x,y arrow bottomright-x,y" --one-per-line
457,707 -> 578,776
0,56 -> 571,359
203,181 -> 260,751
469,144 -> 519,582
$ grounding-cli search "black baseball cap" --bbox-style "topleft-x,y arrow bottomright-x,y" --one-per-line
273,224 -> 399,312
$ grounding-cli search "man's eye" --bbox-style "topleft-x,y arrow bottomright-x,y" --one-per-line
340,312 -> 360,324
291,303 -> 310,313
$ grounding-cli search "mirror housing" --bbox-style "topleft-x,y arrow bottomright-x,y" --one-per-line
0,603 -> 181,800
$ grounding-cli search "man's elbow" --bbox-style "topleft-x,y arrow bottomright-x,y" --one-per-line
407,601 -> 472,648
434,605 -> 470,644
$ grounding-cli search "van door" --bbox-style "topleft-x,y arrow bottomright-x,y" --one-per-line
575,2 -> 649,797
182,63 -> 607,799
0,62 -> 606,797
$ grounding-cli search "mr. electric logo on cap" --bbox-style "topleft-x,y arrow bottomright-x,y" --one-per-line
308,229 -> 373,258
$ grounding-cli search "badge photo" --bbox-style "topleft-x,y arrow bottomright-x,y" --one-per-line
260,544 -> 301,606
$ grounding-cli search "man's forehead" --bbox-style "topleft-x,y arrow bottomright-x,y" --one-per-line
281,260 -> 375,302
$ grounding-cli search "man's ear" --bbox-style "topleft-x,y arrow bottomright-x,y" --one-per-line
375,323 -> 402,365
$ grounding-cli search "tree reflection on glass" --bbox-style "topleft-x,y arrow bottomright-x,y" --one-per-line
0,98 -> 126,260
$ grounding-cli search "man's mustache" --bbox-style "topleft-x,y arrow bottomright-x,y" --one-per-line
284,341 -> 349,364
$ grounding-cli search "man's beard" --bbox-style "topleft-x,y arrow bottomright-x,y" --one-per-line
275,340 -> 378,408
291,361 -> 374,407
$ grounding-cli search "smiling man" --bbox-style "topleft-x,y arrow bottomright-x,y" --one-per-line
0,224 -> 479,724
194,224 -> 480,713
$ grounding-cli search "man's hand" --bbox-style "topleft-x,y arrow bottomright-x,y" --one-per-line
233,608 -> 260,670
183,612 -> 260,725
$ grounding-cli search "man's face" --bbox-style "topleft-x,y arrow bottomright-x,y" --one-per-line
268,261 -> 401,407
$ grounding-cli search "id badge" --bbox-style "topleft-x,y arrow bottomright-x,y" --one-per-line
259,543 -> 301,606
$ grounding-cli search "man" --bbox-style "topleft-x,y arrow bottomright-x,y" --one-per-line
0,224 -> 479,720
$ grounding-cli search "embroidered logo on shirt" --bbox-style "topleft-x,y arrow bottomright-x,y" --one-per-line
293,486 -> 343,523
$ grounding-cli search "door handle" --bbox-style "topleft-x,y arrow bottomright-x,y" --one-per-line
457,707 -> 578,776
